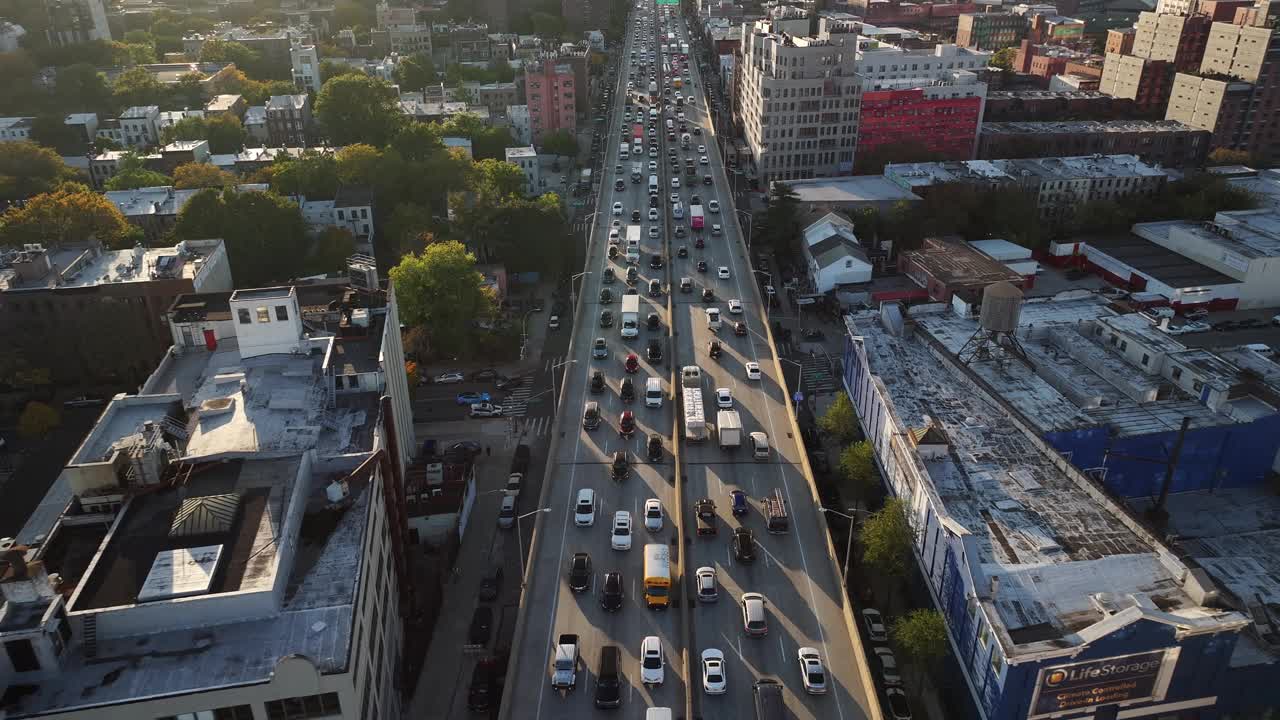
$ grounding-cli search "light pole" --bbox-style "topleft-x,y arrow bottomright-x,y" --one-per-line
569,271 -> 591,310
520,308 -> 536,360
753,269 -> 772,314
736,207 -> 753,248
550,358 -> 577,417
819,507 -> 870,587
517,507 -> 552,587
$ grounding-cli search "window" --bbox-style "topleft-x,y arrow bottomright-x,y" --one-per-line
158,707 -> 254,720
977,623 -> 989,648
275,305 -> 289,321
1193,380 -> 1203,392
5,639 -> 39,672
264,692 -> 342,720
256,307 -> 271,323
1172,367 -> 1182,380
1141,353 -> 1150,366
238,308 -> 252,324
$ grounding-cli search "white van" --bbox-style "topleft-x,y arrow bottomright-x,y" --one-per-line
498,492 -> 516,528
705,307 -> 721,331
648,175 -> 659,195
646,709 -> 673,720
749,431 -> 770,461
645,377 -> 663,408
620,143 -> 630,160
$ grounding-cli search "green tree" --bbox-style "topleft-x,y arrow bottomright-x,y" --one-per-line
1207,147 -> 1251,167
205,114 -> 247,153
18,401 -> 60,441
27,115 -> 85,155
990,47 -> 1017,72
860,498 -> 914,605
471,158 -> 527,202
838,441 -> 879,511
891,609 -> 949,686
335,144 -> 383,187
54,63 -> 113,113
308,226 -> 357,274
104,153 -> 171,190
167,72 -> 207,109
198,40 -> 262,77
0,182 -> 133,248
818,392 -> 859,443
483,193 -> 570,272
756,183 -> 802,258
390,122 -> 444,162
388,241 -> 496,357
394,52 -> 437,92
114,41 -> 157,66
0,142 -> 81,201
383,202 -> 437,257
161,114 -> 208,144
173,162 -> 237,189
270,152 -> 340,200
333,0 -> 375,29
541,129 -> 579,159
174,188 -> 309,286
112,66 -> 166,112
123,29 -> 155,46
314,73 -> 402,147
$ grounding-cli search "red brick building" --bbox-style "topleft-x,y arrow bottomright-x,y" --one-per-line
857,88 -> 984,161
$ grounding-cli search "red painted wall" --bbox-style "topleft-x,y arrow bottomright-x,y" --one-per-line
857,88 -> 982,160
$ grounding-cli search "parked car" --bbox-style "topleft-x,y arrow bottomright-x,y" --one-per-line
434,371 -> 465,384
862,608 -> 889,642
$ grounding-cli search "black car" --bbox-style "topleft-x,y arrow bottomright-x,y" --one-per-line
677,245 -> 688,258
693,127 -> 702,135
708,340 -> 722,359
601,571 -> 624,612
626,266 -> 639,284
650,254 -> 664,269
600,310 -> 614,327
611,451 -> 630,480
478,564 -> 503,601
444,440 -> 483,463
620,377 -> 635,403
680,277 -> 693,293
615,179 -> 625,191
568,552 -> 592,592
702,288 -> 715,302
696,260 -> 708,273
495,375 -> 522,391
647,433 -> 663,461
691,194 -> 702,205
649,195 -> 659,208
600,288 -> 613,304
733,527 -> 756,563
468,659 -> 497,712
703,174 -> 713,185
631,209 -> 641,221
471,368 -> 500,382
468,606 -> 493,646
590,370 -> 606,394
603,267 -> 615,283
647,338 -> 663,363
647,312 -> 660,331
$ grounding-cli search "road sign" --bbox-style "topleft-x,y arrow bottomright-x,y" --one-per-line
793,391 -> 804,405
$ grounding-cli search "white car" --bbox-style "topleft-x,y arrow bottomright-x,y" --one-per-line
613,202 -> 624,216
574,488 -> 596,527
548,315 -> 560,330
727,299 -> 743,314
701,649 -> 727,694
644,498 -> 664,531
717,266 -> 730,279
611,219 -> 622,229
708,199 -> 720,213
649,226 -> 660,239
700,155 -> 709,165
649,160 -> 658,171
671,177 -> 681,188
873,646 -> 902,686
715,387 -> 733,408
648,208 -> 660,221
798,647 -> 828,695
695,566 -> 718,602
640,636 -> 665,685
670,192 -> 680,204
611,510 -> 633,550
862,608 -> 889,642
609,228 -> 621,243
745,362 -> 762,380
711,224 -> 722,236
469,402 -> 504,418
434,371 -> 465,384
697,145 -> 706,153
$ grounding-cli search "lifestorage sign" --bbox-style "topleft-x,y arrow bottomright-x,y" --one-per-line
1028,650 -> 1173,718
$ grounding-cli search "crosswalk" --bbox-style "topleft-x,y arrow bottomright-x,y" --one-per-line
502,377 -> 535,417
543,355 -> 566,373
503,416 -> 554,449
801,355 -> 837,395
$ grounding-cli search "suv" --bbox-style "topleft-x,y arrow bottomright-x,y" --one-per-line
600,573 -> 624,613
647,338 -> 663,363
620,377 -> 635,403
680,277 -> 694,293
733,526 -> 756,563
568,552 -> 592,591
741,592 -> 768,636
590,370 -> 606,394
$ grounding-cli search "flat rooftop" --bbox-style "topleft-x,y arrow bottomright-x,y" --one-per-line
981,119 -> 1204,135
901,237 -> 1024,288
1083,233 -> 1240,288
0,240 -> 222,292
850,308 -> 1237,657
780,175 -> 922,205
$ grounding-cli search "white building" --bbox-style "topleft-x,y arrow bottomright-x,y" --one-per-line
376,1 -> 417,28
856,39 -> 990,141
243,105 -> 269,143
801,212 -> 873,292
738,16 -> 863,185
507,104 -> 531,144
290,43 -> 322,92
156,109 -> 204,135
0,21 -> 26,52
0,275 -> 415,720
0,117 -> 34,142
294,189 -> 377,251
119,105 -> 161,148
505,145 -> 540,195
42,0 -> 111,47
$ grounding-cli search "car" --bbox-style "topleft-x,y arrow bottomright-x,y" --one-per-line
469,403 -> 504,418
478,564 -> 503,601
603,267 -> 615,283
468,658 -> 497,711
456,391 -> 492,405
568,552 -> 592,591
715,387 -> 733,408
443,440 -> 483,463
729,489 -> 748,516
644,498 -> 664,531
624,353 -> 639,373
469,605 -> 493,645
631,209 -> 641,221
650,254 -> 664,269
610,450 -> 630,481
873,646 -> 902,686
648,225 -> 662,240
612,201 -> 624,215
470,368 -> 501,382
590,370 -> 606,394
708,199 -> 720,212
703,174 -> 712,185
670,192 -> 680,204
862,608 -> 889,643
695,566 -> 718,602
600,288 -> 613,303
615,179 -> 625,191
711,224 -> 722,235
640,636 -> 664,686
702,288 -> 715,303
611,511 -> 633,550
626,266 -> 639,284
717,266 -> 730,279
619,410 -> 636,436
649,160 -> 658,171
701,649 -> 727,694
677,245 -> 688,258
592,338 -> 609,359
671,177 -> 681,188
680,277 -> 694,293
734,321 -> 747,336
648,208 -> 659,221
740,592 -> 768,636
700,155 -> 709,165
574,489 -> 596,527
727,299 -> 743,314
648,278 -> 662,297
798,647 -> 828,694
434,371 -> 465,384
745,362 -> 762,380
600,571 -> 624,611
885,687 -> 913,720
608,227 -> 621,243
733,526 -> 756,563
696,260 -> 708,273
697,144 -> 707,153
693,127 -> 702,135
647,312 -> 661,331
495,375 -> 522,390
611,218 -> 621,229
600,310 -> 614,328
647,433 -> 663,461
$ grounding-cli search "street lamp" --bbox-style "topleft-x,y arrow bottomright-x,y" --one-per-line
736,207 -> 753,248
569,271 -> 592,309
517,507 -> 552,587
819,507 -> 871,587
550,358 -> 578,417
520,308 -> 536,360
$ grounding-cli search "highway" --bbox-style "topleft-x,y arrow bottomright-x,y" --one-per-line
505,4 -> 879,719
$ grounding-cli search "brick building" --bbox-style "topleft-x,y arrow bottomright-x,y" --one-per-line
977,119 -> 1211,167
858,88 -> 984,163
265,94 -> 312,147
983,89 -> 1137,120
956,12 -> 1027,50
525,58 -> 576,145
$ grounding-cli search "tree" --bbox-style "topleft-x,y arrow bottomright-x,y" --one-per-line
756,183 -> 802,259
860,498 -> 914,605
308,226 -> 357,274
53,63 -> 113,113
0,183 -> 133,248
198,40 -> 263,77
173,162 -> 236,189
333,0 -> 375,29
1207,148 -> 1252,167
990,47 -> 1017,72
270,152 -> 340,200
395,52 -> 437,92
205,114 -> 247,153
18,401 -> 59,441
838,441 -> 879,511
388,241 -> 496,358
28,115 -> 86,154
541,129 -> 579,159
471,158 -> 527,202
174,188 -> 309,286
113,41 -> 157,66
818,392 -> 859,443
391,122 -> 444,162
0,142 -> 81,201
383,202 -> 437,257
161,114 -> 208,145
891,609 -> 948,686
104,153 -> 171,190
112,66 -> 166,112
168,72 -> 206,109
335,144 -> 383,187
314,73 -> 402,146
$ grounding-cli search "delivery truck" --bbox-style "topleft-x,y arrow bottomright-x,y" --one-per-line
621,294 -> 640,338
683,388 -> 707,443
716,409 -> 742,450
689,204 -> 704,231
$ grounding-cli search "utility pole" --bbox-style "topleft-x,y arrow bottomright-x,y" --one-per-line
1101,416 -> 1193,531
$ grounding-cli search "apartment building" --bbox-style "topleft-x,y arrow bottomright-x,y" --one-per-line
1100,11 -> 1212,113
978,119 -> 1210,167
291,43 -> 322,92
374,24 -> 432,56
0,276 -> 416,720
376,0 -> 416,27
41,0 -> 110,47
266,94 -> 313,147
737,17 -> 863,186
462,82 -> 520,117
856,40 -> 990,162
244,105 -> 268,143
1106,26 -> 1136,53
505,145 -> 540,194
1166,18 -> 1280,163
956,11 -> 1028,50
119,105 -> 161,148
525,58 -> 576,145
204,94 -> 247,119
508,104 -> 531,144
182,27 -> 296,70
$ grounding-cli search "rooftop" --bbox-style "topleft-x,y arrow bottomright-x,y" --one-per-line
0,240 -> 224,292
849,306 -> 1246,659
505,145 -> 537,158
1083,232 -> 1240,288
901,236 -> 1025,287
1134,208 -> 1280,261
266,94 -> 308,111
886,154 -> 1165,187
981,119 -> 1205,135
781,175 -> 923,205
205,94 -> 243,112
121,105 -> 160,118
104,184 -> 268,218
802,212 -> 868,269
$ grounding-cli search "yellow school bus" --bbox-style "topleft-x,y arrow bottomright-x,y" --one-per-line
643,544 -> 671,609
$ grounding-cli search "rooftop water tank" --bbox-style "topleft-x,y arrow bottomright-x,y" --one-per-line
979,281 -> 1023,334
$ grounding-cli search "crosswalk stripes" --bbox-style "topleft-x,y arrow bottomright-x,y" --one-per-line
501,377 -> 535,417
543,355 -> 565,373
504,416 -> 552,448
801,355 -> 837,395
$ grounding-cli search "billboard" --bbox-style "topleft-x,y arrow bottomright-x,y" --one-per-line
1028,649 -> 1177,718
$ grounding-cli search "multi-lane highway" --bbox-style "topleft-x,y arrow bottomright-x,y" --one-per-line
504,4 -> 880,719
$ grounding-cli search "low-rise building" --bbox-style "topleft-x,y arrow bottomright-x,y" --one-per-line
203,94 -> 247,118
983,89 -> 1137,120
290,43 -> 321,92
62,113 -> 98,146
800,212 -> 873,293
243,105 -> 268,143
265,94 -> 312,147
462,81 -> 520,117
97,62 -> 238,92
119,105 -> 161,148
977,119 -> 1211,167
104,183 -> 267,242
0,116 -> 34,142
777,174 -> 923,214
505,146 -> 540,195
898,236 -> 1027,300
156,109 -> 204,135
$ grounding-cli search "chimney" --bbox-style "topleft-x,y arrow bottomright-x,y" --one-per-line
989,575 -> 1000,598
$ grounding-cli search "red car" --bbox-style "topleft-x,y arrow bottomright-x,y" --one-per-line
695,237 -> 705,249
619,411 -> 636,436
624,353 -> 640,373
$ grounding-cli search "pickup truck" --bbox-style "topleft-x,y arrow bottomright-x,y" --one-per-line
695,498 -> 717,536
552,634 -> 580,691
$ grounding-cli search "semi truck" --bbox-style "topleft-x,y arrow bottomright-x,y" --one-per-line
621,294 -> 640,338
690,204 -> 704,231
716,409 -> 742,450
683,388 -> 707,443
